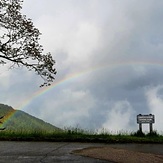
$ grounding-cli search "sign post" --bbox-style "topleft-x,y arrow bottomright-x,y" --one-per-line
137,114 -> 155,133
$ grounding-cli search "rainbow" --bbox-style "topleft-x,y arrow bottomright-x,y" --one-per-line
1,59 -> 163,126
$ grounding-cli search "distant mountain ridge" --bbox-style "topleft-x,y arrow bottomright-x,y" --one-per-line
0,103 -> 60,132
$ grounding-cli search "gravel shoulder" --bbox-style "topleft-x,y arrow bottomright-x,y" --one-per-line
73,146 -> 163,163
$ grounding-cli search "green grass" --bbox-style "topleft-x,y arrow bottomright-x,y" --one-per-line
0,128 -> 163,143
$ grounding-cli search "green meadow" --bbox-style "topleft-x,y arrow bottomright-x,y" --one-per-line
0,103 -> 163,143
0,127 -> 163,143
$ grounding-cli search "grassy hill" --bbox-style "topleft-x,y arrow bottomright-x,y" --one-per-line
0,103 -> 60,132
0,104 -> 163,143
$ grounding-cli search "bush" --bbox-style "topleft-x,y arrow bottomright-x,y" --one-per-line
131,130 -> 145,137
146,131 -> 159,137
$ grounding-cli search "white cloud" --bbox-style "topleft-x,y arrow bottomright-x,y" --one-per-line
101,100 -> 136,132
0,68 -> 10,88
34,10 -> 102,73
145,85 -> 163,131
38,89 -> 96,128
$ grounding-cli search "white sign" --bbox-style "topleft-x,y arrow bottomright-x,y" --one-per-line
137,114 -> 155,124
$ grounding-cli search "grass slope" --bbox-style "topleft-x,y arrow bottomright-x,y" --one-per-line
0,103 -> 60,132
0,104 -> 163,143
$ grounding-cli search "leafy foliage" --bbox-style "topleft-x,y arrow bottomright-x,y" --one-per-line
0,0 -> 56,86
131,130 -> 146,137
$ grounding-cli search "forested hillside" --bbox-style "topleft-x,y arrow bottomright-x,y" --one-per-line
0,104 -> 60,132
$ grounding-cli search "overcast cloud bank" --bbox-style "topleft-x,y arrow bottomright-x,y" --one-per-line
1,0 -> 163,132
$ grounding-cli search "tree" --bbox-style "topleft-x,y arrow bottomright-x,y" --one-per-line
0,0 -> 56,87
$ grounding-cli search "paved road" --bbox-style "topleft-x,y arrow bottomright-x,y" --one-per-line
0,141 -> 162,163
0,141 -> 110,163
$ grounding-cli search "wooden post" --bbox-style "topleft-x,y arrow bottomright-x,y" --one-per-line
149,123 -> 153,133
139,123 -> 142,133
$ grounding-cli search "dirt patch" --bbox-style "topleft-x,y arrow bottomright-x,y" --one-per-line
73,146 -> 163,163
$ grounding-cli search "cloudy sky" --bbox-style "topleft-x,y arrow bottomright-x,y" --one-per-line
1,0 -> 163,133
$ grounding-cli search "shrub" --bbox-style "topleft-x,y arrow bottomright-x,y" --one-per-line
131,130 -> 145,137
146,131 -> 159,137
